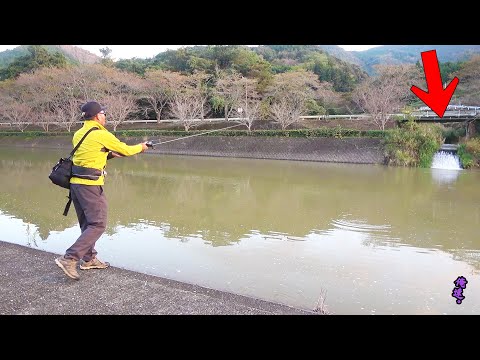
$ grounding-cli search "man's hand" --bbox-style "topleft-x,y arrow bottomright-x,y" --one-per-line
140,142 -> 149,152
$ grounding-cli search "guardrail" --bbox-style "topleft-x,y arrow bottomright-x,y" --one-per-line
0,118 -> 247,126
1,112 -> 477,128
299,115 -> 370,120
412,110 -> 480,118
123,117 -> 248,124
0,116 -> 372,127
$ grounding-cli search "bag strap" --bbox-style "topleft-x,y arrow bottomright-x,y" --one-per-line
63,127 -> 98,216
68,127 -> 99,159
63,191 -> 72,217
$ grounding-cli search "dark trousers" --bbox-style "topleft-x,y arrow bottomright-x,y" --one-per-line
65,184 -> 107,262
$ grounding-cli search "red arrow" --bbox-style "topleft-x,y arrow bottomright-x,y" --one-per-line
410,49 -> 459,118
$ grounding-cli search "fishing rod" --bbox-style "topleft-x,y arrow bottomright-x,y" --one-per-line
145,122 -> 244,149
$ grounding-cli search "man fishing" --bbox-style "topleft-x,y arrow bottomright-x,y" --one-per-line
55,101 -> 149,280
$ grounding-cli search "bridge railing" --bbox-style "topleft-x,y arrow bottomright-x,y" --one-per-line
412,110 -> 479,118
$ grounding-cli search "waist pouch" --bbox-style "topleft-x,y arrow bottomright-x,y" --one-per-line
71,165 -> 103,180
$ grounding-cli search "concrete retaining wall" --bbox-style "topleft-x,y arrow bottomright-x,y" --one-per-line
0,135 -> 386,164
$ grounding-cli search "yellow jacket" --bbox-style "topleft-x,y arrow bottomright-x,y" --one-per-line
70,120 -> 143,186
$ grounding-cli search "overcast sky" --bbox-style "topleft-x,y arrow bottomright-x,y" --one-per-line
0,45 -> 381,61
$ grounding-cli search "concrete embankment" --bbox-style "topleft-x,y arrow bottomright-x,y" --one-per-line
0,135 -> 386,164
0,241 -> 314,315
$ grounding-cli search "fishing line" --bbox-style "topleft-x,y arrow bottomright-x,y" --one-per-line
146,122 -> 245,148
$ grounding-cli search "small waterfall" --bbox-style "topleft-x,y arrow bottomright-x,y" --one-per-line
431,150 -> 462,170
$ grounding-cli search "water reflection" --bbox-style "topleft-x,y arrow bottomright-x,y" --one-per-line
1,148 -> 480,314
431,168 -> 461,186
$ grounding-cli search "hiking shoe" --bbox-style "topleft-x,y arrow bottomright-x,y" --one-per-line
55,256 -> 80,280
80,257 -> 110,270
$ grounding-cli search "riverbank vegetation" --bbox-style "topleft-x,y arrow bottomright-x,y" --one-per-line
383,121 -> 444,168
458,138 -> 480,169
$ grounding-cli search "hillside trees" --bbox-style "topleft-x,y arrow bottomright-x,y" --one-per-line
302,52 -> 367,92
3,49 -> 473,133
93,66 -> 145,131
1,64 -> 145,131
254,45 -> 366,92
168,72 -> 212,131
352,64 -> 421,130
453,55 -> 480,105
229,75 -> 261,132
213,70 -> 247,122
0,79 -> 33,131
266,70 -> 327,130
140,70 -> 183,122
14,67 -> 64,132
0,45 -> 68,81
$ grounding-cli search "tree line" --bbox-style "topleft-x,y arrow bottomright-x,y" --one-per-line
0,45 -> 479,133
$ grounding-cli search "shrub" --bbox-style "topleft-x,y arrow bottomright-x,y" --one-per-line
384,121 -> 444,167
458,138 -> 480,168
457,144 -> 475,169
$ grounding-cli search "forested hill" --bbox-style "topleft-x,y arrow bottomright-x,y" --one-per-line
0,45 -> 366,92
339,45 -> 480,74
1,44 -> 480,89
252,45 -> 367,91
0,45 -> 100,68
112,45 -> 366,92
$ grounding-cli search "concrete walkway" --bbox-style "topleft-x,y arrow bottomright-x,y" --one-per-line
0,241 -> 315,315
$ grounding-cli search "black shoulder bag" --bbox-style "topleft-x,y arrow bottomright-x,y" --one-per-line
48,127 -> 98,216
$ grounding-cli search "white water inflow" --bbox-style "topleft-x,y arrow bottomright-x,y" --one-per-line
431,151 -> 462,170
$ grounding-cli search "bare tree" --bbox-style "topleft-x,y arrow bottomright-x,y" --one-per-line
53,98 -> 83,132
231,77 -> 262,132
13,66 -> 99,131
64,64 -> 111,101
169,90 -> 205,131
35,108 -> 54,132
15,68 -> 62,132
61,64 -> 144,105
102,94 -> 138,131
141,70 -> 181,122
168,72 -> 209,131
233,100 -> 261,132
315,81 -> 343,114
267,71 -> 320,130
189,71 -> 212,120
270,98 -> 305,130
352,64 -> 420,130
213,69 -> 245,121
32,67 -> 85,132
0,80 -> 33,131
0,99 -> 32,132
62,65 -> 144,129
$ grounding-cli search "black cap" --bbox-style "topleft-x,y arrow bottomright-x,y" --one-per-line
81,101 -> 107,119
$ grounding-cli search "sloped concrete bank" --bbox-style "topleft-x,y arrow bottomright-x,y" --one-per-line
0,241 -> 313,315
0,135 -> 386,164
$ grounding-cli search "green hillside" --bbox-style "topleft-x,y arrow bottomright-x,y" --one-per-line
0,45 -> 100,68
353,45 -> 480,74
